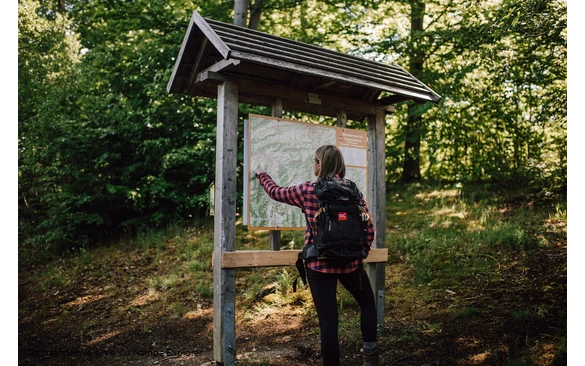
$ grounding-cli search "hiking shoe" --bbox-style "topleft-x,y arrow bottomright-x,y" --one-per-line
362,348 -> 385,366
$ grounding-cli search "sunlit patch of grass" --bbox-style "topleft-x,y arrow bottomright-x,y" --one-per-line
287,289 -> 313,309
159,273 -> 180,290
236,267 -> 314,326
130,289 -> 160,307
553,202 -> 566,220
393,228 -> 495,286
388,183 -> 558,287
249,300 -> 283,318
276,268 -> 296,296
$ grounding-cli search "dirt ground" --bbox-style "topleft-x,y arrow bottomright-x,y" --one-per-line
19,234 -> 566,365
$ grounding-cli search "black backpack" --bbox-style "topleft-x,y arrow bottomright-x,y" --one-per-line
293,177 -> 370,291
306,176 -> 368,266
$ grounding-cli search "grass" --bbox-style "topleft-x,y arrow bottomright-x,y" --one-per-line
387,182 -> 564,288
19,181 -> 567,365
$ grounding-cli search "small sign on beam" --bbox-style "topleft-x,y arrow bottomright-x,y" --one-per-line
305,92 -> 322,105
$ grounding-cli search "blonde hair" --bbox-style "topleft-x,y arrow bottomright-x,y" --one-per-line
315,145 -> 346,179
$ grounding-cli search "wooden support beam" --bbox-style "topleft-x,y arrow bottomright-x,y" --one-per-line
213,81 -> 238,365
184,38 -> 211,94
220,248 -> 388,268
367,108 -> 387,337
195,59 -> 241,84
269,98 -> 283,251
197,71 -> 395,117
337,110 -> 347,127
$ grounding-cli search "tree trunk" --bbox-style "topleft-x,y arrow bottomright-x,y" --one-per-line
403,104 -> 423,182
234,0 -> 248,27
402,0 -> 426,183
248,0 -> 266,30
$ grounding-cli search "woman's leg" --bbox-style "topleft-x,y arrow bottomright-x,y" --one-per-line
307,268 -> 340,366
338,267 -> 377,343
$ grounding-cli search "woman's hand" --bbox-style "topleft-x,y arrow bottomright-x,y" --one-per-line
254,165 -> 265,177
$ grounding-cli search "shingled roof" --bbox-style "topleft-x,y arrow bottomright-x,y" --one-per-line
167,10 -> 441,120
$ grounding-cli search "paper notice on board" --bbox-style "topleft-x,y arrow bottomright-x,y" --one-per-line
336,128 -> 367,167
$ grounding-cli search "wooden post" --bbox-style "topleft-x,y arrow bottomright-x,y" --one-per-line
269,98 -> 283,251
366,108 -> 387,337
213,81 -> 238,365
336,109 -> 347,127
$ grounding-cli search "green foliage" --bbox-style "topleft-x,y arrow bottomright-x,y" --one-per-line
388,182 -> 563,288
18,0 -> 566,259
368,0 -> 566,187
18,0 -> 234,256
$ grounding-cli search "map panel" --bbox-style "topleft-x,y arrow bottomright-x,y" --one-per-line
247,114 -> 367,230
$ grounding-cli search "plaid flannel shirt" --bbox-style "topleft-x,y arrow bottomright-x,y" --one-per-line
257,172 -> 375,274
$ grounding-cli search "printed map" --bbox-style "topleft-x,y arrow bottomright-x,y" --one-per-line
246,114 -> 368,230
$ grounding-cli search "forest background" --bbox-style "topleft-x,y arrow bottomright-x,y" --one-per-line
16,0 -> 570,364
18,0 -> 567,258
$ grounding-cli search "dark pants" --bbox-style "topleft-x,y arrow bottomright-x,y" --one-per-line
307,267 -> 377,366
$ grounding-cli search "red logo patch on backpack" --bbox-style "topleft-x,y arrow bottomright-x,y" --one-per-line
338,212 -> 348,221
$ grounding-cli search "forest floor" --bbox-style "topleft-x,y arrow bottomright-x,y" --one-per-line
18,185 -> 567,365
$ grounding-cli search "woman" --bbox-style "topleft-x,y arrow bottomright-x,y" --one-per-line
254,144 -> 384,366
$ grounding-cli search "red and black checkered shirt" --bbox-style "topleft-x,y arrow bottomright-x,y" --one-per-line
257,172 -> 375,274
